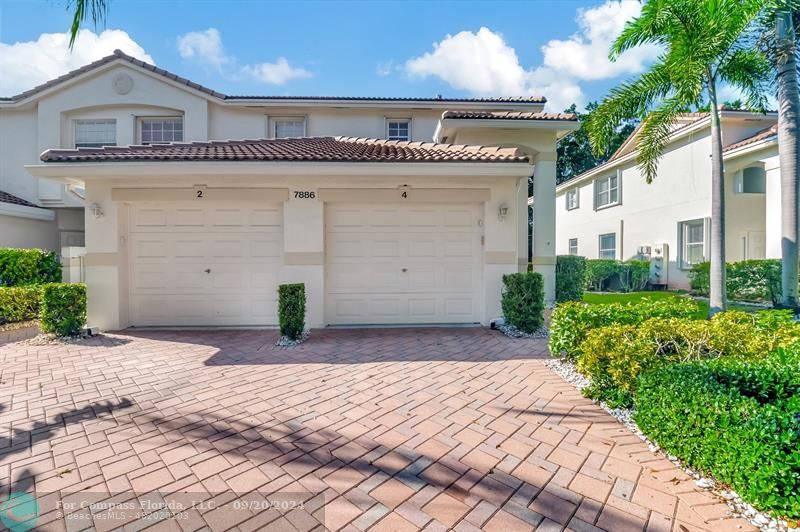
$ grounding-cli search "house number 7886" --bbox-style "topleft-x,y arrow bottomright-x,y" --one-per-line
294,191 -> 316,199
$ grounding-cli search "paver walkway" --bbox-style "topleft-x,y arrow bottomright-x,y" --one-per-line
0,328 -> 754,532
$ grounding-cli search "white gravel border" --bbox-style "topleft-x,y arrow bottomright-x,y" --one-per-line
496,323 -> 549,339
275,330 -> 310,347
545,358 -> 798,532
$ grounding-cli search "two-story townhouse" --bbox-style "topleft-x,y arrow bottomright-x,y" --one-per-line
16,50 -> 577,330
555,110 -> 779,290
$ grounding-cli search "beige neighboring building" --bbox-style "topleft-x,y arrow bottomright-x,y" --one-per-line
23,50 -> 577,330
555,110 -> 779,289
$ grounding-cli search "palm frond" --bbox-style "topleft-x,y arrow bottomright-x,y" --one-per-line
717,48 -> 772,111
67,0 -> 109,49
635,102 -> 684,183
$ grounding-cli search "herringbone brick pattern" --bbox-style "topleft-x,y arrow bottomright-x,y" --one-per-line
0,328 -> 754,531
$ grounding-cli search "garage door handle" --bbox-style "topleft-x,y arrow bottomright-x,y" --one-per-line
401,268 -> 407,273
204,268 -> 211,274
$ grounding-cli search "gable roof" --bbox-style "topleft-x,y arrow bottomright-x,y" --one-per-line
724,124 -> 778,153
40,136 -> 530,164
0,50 -> 546,106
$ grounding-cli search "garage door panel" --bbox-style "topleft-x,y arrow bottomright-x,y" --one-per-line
173,209 -> 204,227
133,208 -> 168,227
173,238 -> 206,258
250,208 -> 282,227
251,238 -> 281,258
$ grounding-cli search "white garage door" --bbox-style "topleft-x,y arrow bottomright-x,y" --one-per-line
325,203 -> 482,324
128,203 -> 283,326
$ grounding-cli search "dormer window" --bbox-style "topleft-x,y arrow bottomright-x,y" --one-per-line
386,118 -> 411,141
74,119 -> 116,148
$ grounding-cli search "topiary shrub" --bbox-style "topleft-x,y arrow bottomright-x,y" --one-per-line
635,350 -> 800,518
278,283 -> 306,340
584,259 -> 619,291
0,286 -> 41,324
40,283 -> 86,336
555,255 -> 586,303
689,259 -> 782,305
0,248 -> 61,287
501,272 -> 544,333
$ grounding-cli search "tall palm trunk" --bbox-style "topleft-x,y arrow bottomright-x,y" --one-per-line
708,78 -> 727,315
777,10 -> 800,310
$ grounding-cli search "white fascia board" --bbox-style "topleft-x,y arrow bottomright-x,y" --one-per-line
0,202 -> 55,221
723,137 -> 778,160
222,99 -> 546,111
27,161 -> 534,184
439,118 -> 579,131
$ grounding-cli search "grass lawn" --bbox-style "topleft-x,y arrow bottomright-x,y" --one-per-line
582,291 -> 760,318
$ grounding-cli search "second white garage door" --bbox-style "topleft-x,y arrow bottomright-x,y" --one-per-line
325,203 -> 483,324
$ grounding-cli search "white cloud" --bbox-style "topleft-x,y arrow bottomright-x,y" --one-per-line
0,29 -> 153,96
403,1 -> 660,111
176,28 -> 312,85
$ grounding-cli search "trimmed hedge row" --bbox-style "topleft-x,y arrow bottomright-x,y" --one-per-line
635,350 -> 800,518
689,259 -> 781,304
0,283 -> 86,336
548,297 -> 700,360
0,286 -> 41,324
555,255 -> 585,303
501,272 -> 544,333
278,283 -> 306,340
0,248 -> 61,287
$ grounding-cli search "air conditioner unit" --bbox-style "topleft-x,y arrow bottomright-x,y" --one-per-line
637,245 -> 652,259
649,243 -> 669,287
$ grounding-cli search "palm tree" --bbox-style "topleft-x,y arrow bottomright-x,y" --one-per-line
67,0 -> 108,49
586,0 -> 771,316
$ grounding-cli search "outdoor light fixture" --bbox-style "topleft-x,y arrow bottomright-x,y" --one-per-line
89,203 -> 104,219
498,203 -> 509,221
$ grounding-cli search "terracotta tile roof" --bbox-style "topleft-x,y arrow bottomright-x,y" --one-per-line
40,136 -> 530,164
724,124 -> 778,152
441,110 -> 577,121
0,50 -> 545,105
0,190 -> 42,208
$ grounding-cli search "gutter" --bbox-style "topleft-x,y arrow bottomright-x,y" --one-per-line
0,202 -> 56,221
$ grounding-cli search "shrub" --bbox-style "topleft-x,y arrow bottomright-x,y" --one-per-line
555,255 -> 586,303
618,260 -> 650,292
501,272 -> 545,333
584,259 -> 619,291
0,248 -> 61,287
548,296 -> 700,360
278,283 -> 306,340
39,283 -> 86,336
635,350 -> 800,518
0,286 -> 41,324
689,259 -> 781,304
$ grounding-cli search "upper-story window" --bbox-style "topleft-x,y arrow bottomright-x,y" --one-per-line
273,117 -> 306,138
566,189 -> 579,210
74,119 -> 116,148
386,118 -> 412,141
139,117 -> 183,144
599,233 -> 616,259
735,166 -> 766,194
594,172 -> 620,209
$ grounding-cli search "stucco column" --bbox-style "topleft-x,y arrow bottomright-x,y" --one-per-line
532,152 -> 557,303
283,194 -> 325,327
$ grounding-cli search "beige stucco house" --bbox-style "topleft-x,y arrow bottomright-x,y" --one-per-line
21,51 -> 577,330
555,110 -> 779,289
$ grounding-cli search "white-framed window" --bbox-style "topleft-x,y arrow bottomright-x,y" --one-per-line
386,118 -> 411,141
594,172 -> 620,209
568,238 -> 579,256
735,166 -> 766,194
139,117 -> 183,144
566,189 -> 579,210
272,117 -> 306,138
599,233 -> 616,259
679,218 -> 707,269
74,119 -> 116,148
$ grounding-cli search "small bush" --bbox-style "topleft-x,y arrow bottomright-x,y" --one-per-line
584,259 -> 619,291
0,248 -> 61,287
548,296 -> 700,360
0,286 -> 41,324
278,283 -> 306,340
689,259 -> 781,304
618,260 -> 650,292
555,256 -> 586,303
501,272 -> 545,333
40,283 -> 86,336
635,350 -> 800,518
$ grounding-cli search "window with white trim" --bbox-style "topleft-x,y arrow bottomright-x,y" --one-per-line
139,117 -> 183,144
386,118 -> 411,141
594,173 -> 620,209
273,118 -> 306,138
735,166 -> 766,194
679,219 -> 706,268
74,119 -> 116,148
599,233 -> 616,259
566,189 -> 579,210
568,238 -> 578,256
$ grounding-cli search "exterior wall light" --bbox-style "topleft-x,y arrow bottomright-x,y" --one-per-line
90,203 -> 104,219
498,203 -> 509,221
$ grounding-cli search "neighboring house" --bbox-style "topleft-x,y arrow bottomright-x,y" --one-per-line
23,50 -> 577,329
555,110 -> 779,289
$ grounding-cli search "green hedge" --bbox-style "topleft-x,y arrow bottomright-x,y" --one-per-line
689,259 -> 781,304
278,283 -> 306,340
0,286 -> 41,324
635,350 -> 800,518
584,259 -> 650,292
584,259 -> 619,291
0,248 -> 61,287
40,283 -> 86,336
548,297 -> 701,360
577,310 -> 800,406
501,272 -> 545,333
555,256 -> 586,303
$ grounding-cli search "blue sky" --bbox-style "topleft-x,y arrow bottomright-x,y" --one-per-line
0,0 -> 664,111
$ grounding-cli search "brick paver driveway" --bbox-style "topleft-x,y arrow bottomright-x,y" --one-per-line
0,328 -> 752,532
